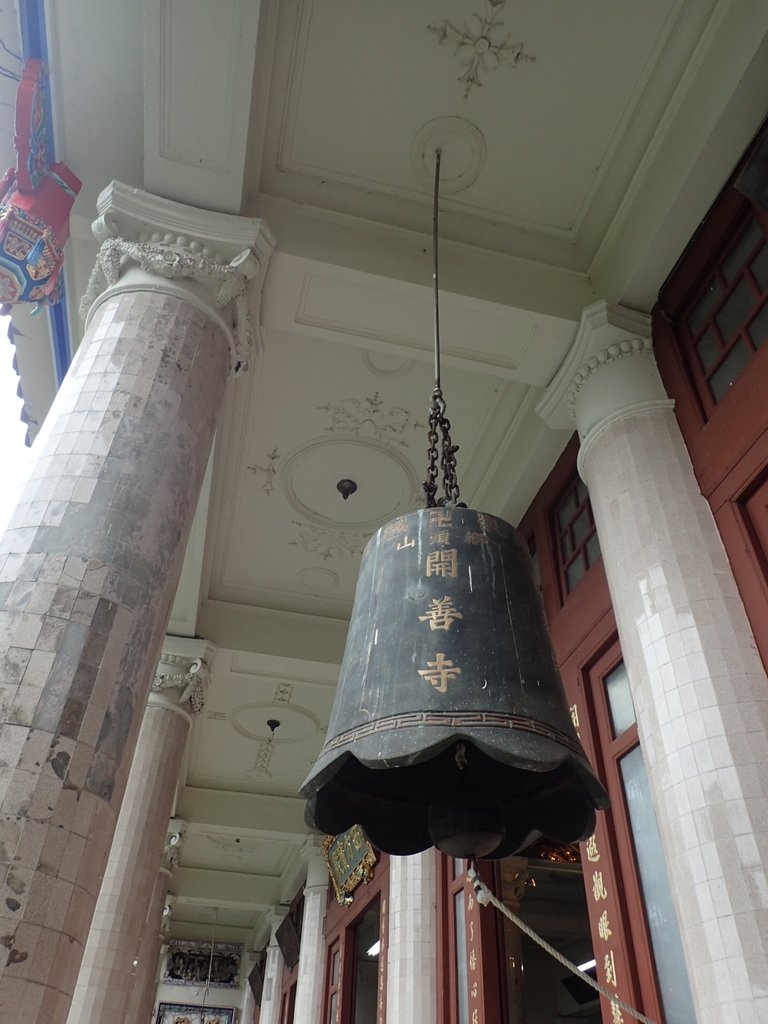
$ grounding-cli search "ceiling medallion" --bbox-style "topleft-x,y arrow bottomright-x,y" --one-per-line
428,1 -> 536,99
411,117 -> 486,195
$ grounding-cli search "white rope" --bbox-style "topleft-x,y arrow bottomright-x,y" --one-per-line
467,866 -> 657,1024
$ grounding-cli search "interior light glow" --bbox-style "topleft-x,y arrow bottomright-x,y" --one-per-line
366,939 -> 381,957
577,958 -> 596,972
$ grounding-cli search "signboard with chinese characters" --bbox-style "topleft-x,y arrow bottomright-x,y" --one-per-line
323,825 -> 377,905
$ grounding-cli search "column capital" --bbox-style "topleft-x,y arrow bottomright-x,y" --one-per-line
80,181 -> 275,374
300,835 -> 330,889
537,300 -> 669,425
537,300 -> 673,472
161,893 -> 177,938
150,637 -> 216,719
265,905 -> 289,942
161,818 -> 189,875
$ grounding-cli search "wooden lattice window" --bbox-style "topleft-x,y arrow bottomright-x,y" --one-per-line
681,211 -> 768,411
553,475 -> 601,595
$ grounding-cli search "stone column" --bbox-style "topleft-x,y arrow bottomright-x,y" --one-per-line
123,821 -> 187,1024
67,642 -> 210,1023
293,837 -> 329,1024
386,851 -> 437,1024
0,181 -> 274,1024
539,300 -> 768,1023
240,948 -> 259,1024
259,907 -> 288,1024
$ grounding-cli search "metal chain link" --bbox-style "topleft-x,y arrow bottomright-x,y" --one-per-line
423,386 -> 461,508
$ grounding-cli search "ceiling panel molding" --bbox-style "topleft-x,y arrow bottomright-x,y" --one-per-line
263,253 -> 576,385
143,0 -> 262,211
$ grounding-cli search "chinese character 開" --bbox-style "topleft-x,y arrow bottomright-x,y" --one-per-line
426,549 -> 458,578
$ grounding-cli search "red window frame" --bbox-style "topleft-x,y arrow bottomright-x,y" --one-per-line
653,125 -> 768,673
436,854 -> 506,1024
518,441 -> 674,1023
321,854 -> 389,1024
675,208 -> 768,415
551,471 -> 601,598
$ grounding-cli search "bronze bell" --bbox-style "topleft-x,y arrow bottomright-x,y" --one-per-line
301,506 -> 609,859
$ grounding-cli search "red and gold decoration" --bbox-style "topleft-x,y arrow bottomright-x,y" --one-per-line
0,59 -> 80,311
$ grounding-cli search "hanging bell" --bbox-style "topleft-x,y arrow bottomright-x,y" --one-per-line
301,506 -> 609,860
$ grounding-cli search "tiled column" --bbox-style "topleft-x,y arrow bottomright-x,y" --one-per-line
293,838 -> 329,1024
67,643 -> 209,1023
240,949 -> 259,1024
386,851 -> 437,1024
127,887 -> 177,1024
0,181 -> 273,1024
259,907 -> 288,1024
540,301 -> 768,1023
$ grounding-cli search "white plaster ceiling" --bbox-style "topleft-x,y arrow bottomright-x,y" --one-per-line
253,0 -> 713,268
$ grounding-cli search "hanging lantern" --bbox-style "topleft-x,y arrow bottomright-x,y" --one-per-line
300,152 -> 609,859
0,60 -> 81,312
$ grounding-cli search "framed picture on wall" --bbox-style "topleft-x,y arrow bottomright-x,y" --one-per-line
162,939 -> 242,987
155,1003 -> 236,1024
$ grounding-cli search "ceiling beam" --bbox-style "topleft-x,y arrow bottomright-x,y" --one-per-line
178,786 -> 309,838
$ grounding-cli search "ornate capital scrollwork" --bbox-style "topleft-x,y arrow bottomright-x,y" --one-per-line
80,181 -> 275,375
81,236 -> 261,374
152,653 -> 210,715
163,820 -> 189,874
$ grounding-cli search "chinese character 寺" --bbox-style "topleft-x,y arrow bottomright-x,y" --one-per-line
604,950 -> 617,987
426,549 -> 458,577
598,909 -> 612,941
396,536 -> 415,550
418,653 -> 462,694
419,596 -> 463,631
430,531 -> 450,544
585,834 -> 600,862
610,1000 -> 624,1023
592,871 -> 608,902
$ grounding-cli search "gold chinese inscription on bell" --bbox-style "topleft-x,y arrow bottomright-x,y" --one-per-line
429,509 -> 453,528
418,596 -> 463,631
396,536 -> 415,550
418,652 -> 462,694
430,530 -> 450,544
426,549 -> 458,578
382,517 -> 408,540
